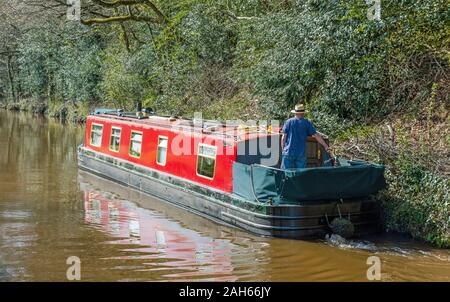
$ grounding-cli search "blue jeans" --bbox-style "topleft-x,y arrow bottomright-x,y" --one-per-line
281,155 -> 307,169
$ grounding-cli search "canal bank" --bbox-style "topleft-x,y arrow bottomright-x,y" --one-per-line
0,99 -> 88,123
0,109 -> 449,281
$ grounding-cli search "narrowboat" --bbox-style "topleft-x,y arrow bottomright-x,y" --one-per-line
77,108 -> 386,239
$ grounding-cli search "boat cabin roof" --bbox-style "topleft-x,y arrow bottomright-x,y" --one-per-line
89,110 -> 281,144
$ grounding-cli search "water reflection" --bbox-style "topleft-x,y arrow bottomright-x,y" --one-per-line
79,169 -> 284,281
81,175 -> 239,281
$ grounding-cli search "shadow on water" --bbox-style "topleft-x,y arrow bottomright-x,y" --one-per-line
0,109 -> 449,281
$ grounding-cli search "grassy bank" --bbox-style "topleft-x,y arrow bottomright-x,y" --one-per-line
0,98 -> 47,115
0,99 -> 90,123
331,109 -> 449,247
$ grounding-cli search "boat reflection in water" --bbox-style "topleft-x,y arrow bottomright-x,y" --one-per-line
79,171 -> 269,281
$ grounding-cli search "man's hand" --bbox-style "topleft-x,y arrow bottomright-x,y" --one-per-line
313,133 -> 333,156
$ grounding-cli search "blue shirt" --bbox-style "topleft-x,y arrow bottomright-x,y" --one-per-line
282,117 -> 317,156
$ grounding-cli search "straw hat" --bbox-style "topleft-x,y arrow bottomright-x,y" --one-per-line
291,104 -> 307,113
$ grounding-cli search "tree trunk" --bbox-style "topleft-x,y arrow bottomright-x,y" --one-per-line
6,55 -> 16,102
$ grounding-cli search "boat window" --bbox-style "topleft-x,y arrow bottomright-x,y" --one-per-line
156,136 -> 168,166
90,123 -> 103,147
129,131 -> 143,158
196,144 -> 217,179
109,127 -> 121,152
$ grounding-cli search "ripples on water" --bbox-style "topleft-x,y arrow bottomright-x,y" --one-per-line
0,110 -> 449,281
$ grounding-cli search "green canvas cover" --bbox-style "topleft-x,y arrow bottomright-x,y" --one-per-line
232,160 -> 386,203
232,163 -> 283,201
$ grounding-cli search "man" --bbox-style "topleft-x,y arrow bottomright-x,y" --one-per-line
281,104 -> 332,169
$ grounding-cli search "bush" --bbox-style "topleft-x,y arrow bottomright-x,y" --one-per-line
100,44 -> 156,110
18,23 -> 103,104
380,163 -> 449,247
240,0 -> 388,120
237,0 -> 448,122
334,113 -> 450,247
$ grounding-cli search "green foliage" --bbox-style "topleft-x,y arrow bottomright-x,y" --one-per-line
181,4 -> 235,65
144,3 -> 241,117
239,0 -> 388,119
238,0 -> 448,121
8,0 -> 447,122
100,44 -> 157,109
18,23 -> 103,104
381,162 -> 450,247
338,112 -> 449,247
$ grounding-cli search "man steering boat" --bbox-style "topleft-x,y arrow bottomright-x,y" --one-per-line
281,104 -> 332,169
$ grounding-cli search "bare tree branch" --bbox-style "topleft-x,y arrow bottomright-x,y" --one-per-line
81,14 -> 158,25
82,0 -> 167,25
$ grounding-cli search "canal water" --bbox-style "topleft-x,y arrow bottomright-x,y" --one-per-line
0,110 -> 449,281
